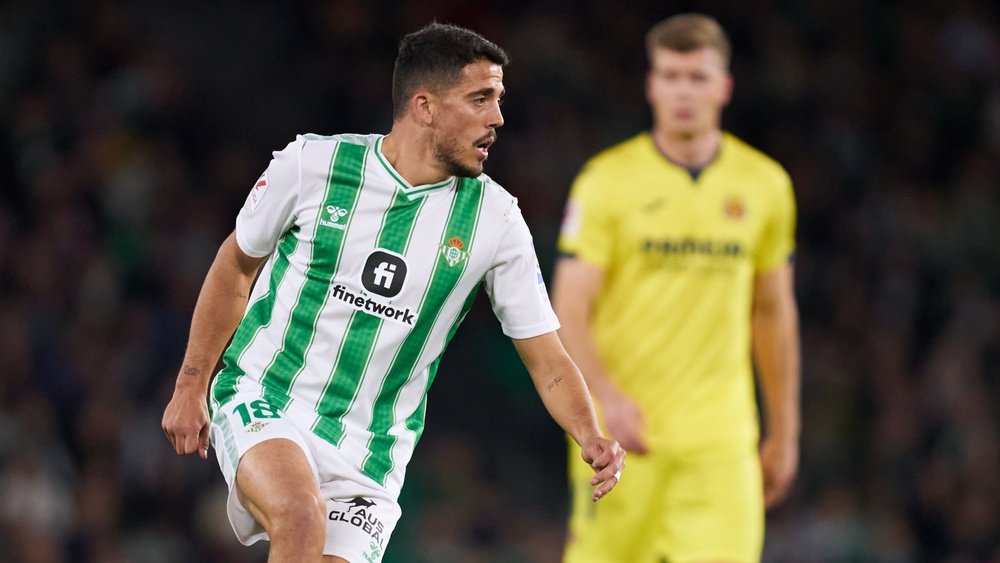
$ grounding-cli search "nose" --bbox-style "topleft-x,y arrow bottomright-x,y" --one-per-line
676,77 -> 699,98
488,102 -> 504,129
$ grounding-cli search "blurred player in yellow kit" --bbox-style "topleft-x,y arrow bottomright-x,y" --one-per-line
553,14 -> 800,563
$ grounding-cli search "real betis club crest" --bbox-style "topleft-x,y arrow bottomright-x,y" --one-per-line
440,236 -> 469,267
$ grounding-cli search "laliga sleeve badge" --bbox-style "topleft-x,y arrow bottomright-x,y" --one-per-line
561,199 -> 581,236
534,253 -> 551,299
249,171 -> 269,212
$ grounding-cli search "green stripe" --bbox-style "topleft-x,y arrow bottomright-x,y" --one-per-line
313,190 -> 426,445
404,282 -> 481,442
212,231 -> 300,411
258,142 -> 367,410
362,177 -> 485,485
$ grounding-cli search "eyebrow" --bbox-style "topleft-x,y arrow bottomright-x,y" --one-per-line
467,87 -> 505,98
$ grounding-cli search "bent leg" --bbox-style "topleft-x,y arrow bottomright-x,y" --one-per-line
237,438 -> 326,563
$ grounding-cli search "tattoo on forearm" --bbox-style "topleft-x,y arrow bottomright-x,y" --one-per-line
547,376 -> 564,391
182,366 -> 200,377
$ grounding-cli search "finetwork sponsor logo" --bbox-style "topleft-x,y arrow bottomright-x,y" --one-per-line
331,284 -> 416,326
361,250 -> 408,298
320,205 -> 350,230
328,497 -> 387,549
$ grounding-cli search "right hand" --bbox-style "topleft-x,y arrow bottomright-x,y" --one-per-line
581,436 -> 626,502
598,387 -> 648,454
162,385 -> 211,459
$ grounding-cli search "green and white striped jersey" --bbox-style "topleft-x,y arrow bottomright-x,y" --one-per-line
209,134 -> 559,496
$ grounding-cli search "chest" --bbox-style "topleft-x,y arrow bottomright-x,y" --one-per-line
627,185 -> 759,233
296,178 -> 492,313
614,175 -> 767,269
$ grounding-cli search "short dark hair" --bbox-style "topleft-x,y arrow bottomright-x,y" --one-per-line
646,14 -> 731,68
392,23 -> 509,120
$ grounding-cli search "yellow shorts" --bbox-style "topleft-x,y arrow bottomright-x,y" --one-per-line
564,439 -> 763,563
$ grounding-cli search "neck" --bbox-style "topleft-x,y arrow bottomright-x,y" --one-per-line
381,123 -> 450,186
650,127 -> 721,169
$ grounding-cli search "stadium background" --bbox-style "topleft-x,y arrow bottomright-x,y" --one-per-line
1,0 -> 998,561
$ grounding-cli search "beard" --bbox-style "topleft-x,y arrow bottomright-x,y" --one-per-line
433,132 -> 484,178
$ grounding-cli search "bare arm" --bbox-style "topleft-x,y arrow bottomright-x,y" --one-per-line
513,331 -> 602,446
162,232 -> 267,458
551,257 -> 648,453
512,332 -> 625,501
752,262 -> 801,507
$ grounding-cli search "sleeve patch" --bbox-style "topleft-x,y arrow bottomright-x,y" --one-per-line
248,171 -> 269,212
534,253 -> 551,301
560,199 -> 581,237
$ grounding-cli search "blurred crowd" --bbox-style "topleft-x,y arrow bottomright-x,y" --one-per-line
1,0 -> 998,562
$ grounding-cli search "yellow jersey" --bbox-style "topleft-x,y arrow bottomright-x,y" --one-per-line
558,131 -> 795,452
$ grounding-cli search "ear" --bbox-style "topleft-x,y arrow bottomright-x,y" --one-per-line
411,91 -> 434,126
720,72 -> 734,107
644,70 -> 655,105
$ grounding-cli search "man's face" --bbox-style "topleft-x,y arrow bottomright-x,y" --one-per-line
646,47 -> 731,137
430,60 -> 505,178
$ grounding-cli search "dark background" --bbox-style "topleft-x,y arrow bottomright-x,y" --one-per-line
1,1 -> 998,561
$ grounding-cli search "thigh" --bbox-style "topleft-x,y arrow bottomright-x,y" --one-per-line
214,391 -> 400,562
660,443 -> 764,563
212,393 -> 321,544
236,437 -> 325,530
564,441 -> 667,563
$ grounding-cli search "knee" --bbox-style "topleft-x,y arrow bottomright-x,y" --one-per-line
264,490 -> 326,539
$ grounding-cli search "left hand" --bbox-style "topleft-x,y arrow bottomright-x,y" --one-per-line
760,437 -> 798,508
581,437 -> 626,502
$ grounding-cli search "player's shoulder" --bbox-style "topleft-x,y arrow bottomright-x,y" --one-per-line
272,133 -> 380,154
721,132 -> 791,188
570,134 -> 657,204
475,173 -> 517,208
267,132 -> 373,152
580,132 -> 655,175
296,132 -> 379,147
473,173 -> 525,224
272,133 -> 381,168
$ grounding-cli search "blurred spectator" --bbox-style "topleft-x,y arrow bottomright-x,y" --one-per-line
1,1 -> 998,561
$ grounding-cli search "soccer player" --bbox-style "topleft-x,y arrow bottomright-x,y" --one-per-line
161,23 -> 624,563
553,14 -> 800,563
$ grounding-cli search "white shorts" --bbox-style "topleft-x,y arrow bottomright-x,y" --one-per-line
210,387 -> 401,563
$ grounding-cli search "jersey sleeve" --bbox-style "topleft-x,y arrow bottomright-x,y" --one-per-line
235,137 -> 304,257
754,168 -> 797,271
484,199 -> 560,339
556,162 -> 614,270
